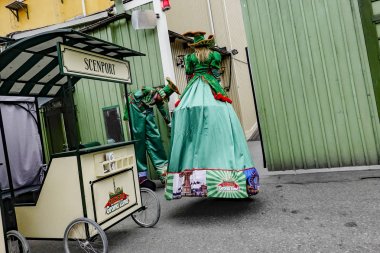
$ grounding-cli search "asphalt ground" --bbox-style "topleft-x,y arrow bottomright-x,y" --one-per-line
29,168 -> 380,253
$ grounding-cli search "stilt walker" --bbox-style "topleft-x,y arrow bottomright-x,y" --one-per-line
124,78 -> 180,190
165,31 -> 260,200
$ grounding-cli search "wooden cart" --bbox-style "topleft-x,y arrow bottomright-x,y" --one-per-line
0,29 -> 161,253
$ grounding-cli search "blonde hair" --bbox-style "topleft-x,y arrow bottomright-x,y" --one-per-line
195,47 -> 211,63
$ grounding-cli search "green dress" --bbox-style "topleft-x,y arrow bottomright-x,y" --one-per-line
165,51 -> 259,200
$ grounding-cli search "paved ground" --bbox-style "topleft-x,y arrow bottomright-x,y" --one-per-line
29,168 -> 380,253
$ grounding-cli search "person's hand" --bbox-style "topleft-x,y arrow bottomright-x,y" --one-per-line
167,122 -> 172,128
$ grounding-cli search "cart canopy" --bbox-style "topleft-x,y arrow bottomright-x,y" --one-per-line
0,29 -> 143,98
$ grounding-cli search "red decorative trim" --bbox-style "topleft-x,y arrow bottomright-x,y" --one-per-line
167,167 -> 256,174
186,74 -> 194,82
214,93 -> 232,104
175,99 -> 181,107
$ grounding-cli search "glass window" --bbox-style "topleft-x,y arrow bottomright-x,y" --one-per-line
102,106 -> 124,143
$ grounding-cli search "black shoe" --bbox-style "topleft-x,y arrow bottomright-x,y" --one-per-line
140,179 -> 157,191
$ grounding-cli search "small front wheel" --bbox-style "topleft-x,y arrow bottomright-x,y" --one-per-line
6,230 -> 30,253
63,217 -> 108,253
132,187 -> 161,228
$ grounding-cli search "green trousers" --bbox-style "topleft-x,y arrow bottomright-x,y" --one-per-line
130,103 -> 168,179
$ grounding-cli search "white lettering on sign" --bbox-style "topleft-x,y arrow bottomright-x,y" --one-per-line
105,199 -> 129,215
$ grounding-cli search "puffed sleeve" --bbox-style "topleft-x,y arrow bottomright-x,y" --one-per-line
210,51 -> 222,70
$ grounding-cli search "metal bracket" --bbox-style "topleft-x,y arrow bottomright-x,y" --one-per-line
5,1 -> 29,21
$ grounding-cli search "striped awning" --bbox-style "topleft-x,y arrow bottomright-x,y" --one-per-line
0,29 -> 144,97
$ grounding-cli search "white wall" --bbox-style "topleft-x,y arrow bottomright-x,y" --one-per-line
166,0 -> 258,139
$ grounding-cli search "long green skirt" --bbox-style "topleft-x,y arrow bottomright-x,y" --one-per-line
165,78 -> 259,200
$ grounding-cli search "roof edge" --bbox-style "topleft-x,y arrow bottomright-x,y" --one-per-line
79,13 -> 131,33
8,11 -> 110,39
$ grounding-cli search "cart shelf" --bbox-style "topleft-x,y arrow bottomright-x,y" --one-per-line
96,155 -> 135,177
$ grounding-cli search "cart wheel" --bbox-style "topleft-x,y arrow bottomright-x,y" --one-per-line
63,217 -> 108,253
6,230 -> 30,253
132,187 -> 161,228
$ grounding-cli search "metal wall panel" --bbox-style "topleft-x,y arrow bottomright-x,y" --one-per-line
241,0 -> 380,170
166,0 -> 212,34
170,40 -> 192,93
373,1 -> 380,14
373,0 -> 380,45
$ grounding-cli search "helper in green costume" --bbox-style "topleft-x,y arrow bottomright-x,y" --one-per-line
123,78 -> 180,187
165,31 -> 260,200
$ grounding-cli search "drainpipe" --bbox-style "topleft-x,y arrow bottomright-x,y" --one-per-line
114,0 -> 125,14
207,0 -> 215,34
81,0 -> 87,16
152,0 -> 177,112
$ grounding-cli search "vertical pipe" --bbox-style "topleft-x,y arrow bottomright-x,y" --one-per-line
114,0 -> 125,14
152,0 -> 178,112
207,0 -> 215,34
35,99 -> 46,164
65,78 -> 80,151
124,83 -> 134,140
65,77 -> 88,220
246,47 -> 266,168
81,0 -> 87,16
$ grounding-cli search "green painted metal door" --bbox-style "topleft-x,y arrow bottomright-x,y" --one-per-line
241,0 -> 380,170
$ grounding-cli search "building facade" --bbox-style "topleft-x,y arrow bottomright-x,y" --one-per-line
0,0 -> 112,36
166,0 -> 259,140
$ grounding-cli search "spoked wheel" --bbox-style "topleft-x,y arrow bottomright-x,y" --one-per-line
63,217 -> 108,253
6,230 -> 30,253
132,187 -> 161,228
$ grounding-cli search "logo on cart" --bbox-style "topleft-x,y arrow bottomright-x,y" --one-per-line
104,179 -> 129,215
217,180 -> 240,192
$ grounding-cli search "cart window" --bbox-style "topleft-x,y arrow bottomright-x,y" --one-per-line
102,106 -> 124,143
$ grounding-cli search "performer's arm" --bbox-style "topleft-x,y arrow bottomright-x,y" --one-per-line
123,104 -> 129,121
156,101 -> 170,124
123,93 -> 133,121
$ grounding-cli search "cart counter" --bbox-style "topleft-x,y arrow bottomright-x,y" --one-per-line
15,141 -> 141,239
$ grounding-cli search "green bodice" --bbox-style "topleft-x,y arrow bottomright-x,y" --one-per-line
180,51 -> 229,99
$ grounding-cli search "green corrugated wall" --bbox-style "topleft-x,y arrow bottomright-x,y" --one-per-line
370,0 -> 380,117
72,5 -> 168,177
241,0 -> 380,171
73,8 -> 166,141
